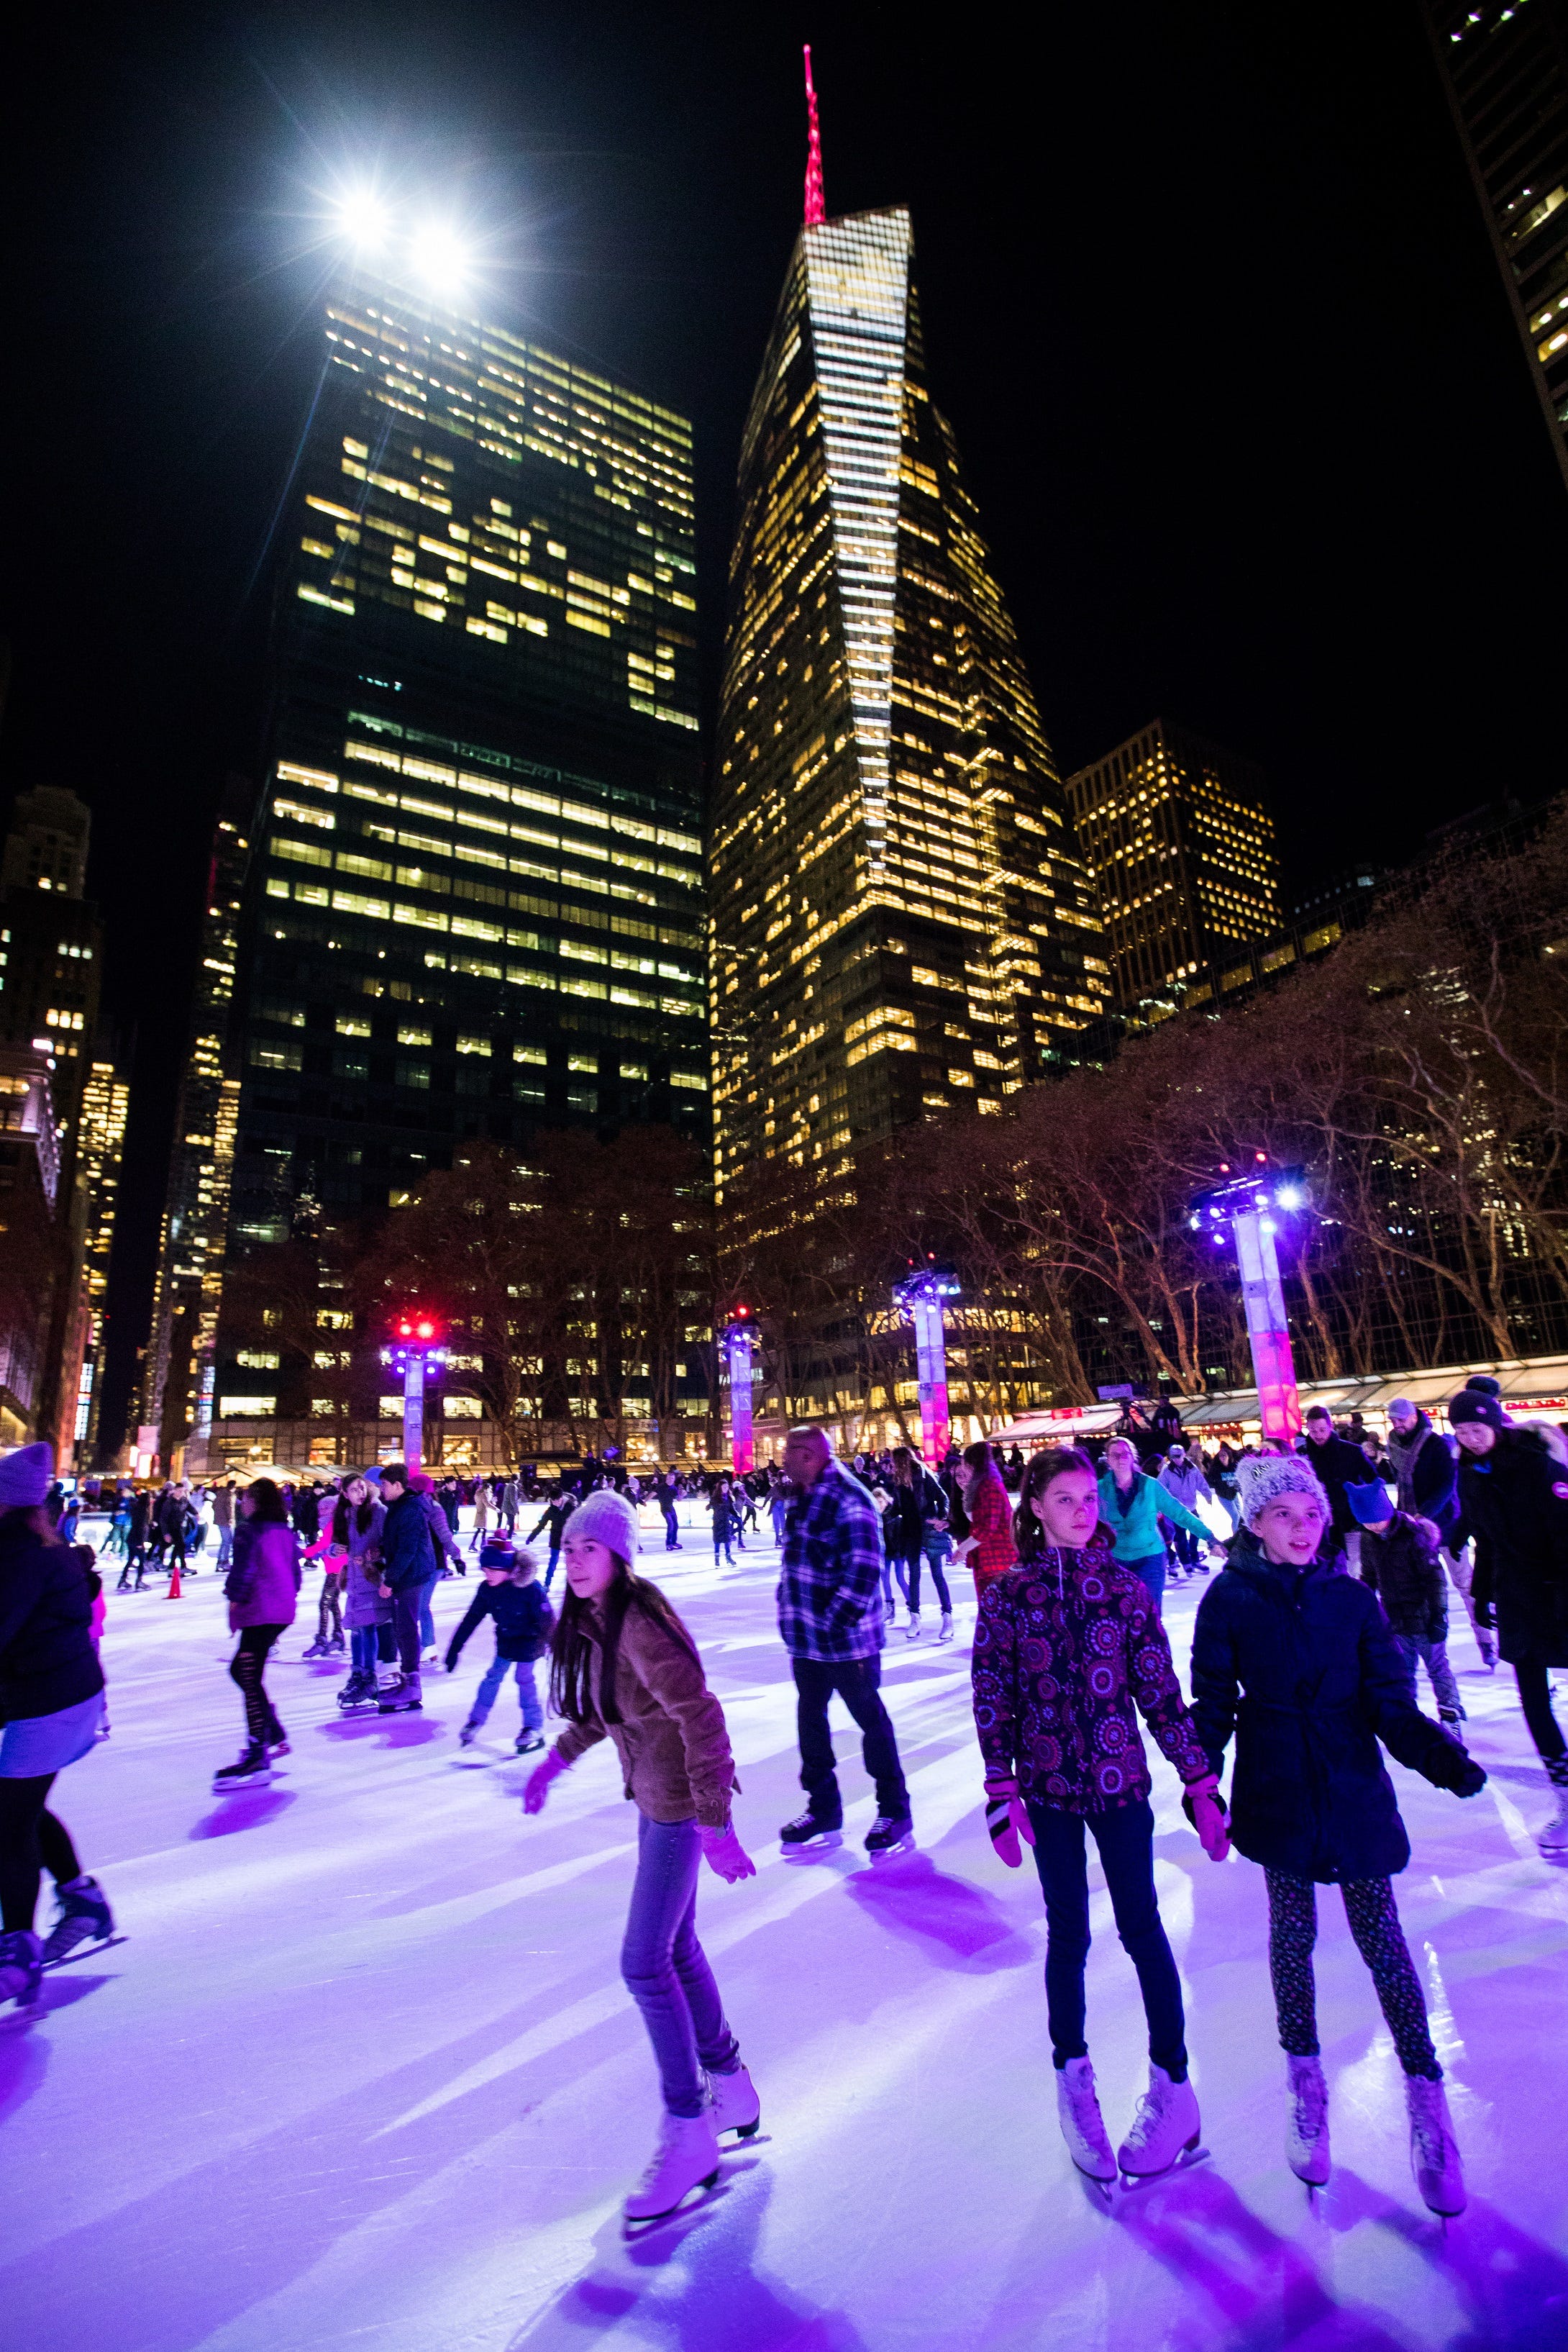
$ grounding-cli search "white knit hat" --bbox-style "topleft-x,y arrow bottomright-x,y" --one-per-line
564,1489 -> 641,1563
1236,1453 -> 1330,1527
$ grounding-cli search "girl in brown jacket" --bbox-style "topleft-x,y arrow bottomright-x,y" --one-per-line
523,1489 -> 759,2223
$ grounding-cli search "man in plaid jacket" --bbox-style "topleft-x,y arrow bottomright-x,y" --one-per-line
776,1426 -> 913,1853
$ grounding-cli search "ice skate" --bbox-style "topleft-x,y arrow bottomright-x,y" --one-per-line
212,1742 -> 275,1792
301,1637 -> 329,1661
623,2107 -> 722,2223
937,1612 -> 954,1643
336,1671 -> 378,1711
707,2061 -> 762,2138
1117,2063 -> 1202,2183
1405,2074 -> 1465,2216
1538,1774 -> 1568,1853
1055,2056 -> 1116,2183
459,1718 -> 481,1747
1285,2055 -> 1331,2186
865,1813 -> 915,1856
0,1930 -> 43,2007
378,1671 -> 423,1713
40,1875 -> 115,1967
515,1732 -> 545,1755
779,1811 -> 842,1851
905,1612 -> 922,1641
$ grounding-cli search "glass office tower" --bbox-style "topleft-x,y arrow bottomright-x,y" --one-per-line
227,271 -> 707,1253
711,206 -> 1106,1207
1065,717 -> 1281,1009
1421,0 -> 1568,499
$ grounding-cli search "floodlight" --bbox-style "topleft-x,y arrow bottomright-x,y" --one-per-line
1275,1184 -> 1304,1210
409,222 -> 468,291
334,188 -> 391,251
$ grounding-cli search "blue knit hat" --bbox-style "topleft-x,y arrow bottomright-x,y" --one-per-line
1346,1481 -> 1395,1526
479,1533 -> 515,1571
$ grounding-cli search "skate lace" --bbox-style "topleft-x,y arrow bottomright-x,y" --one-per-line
1293,2079 -> 1327,2137
1121,2087 -> 1167,2152
1064,2076 -> 1107,2140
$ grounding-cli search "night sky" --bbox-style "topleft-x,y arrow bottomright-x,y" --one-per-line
2,2 -> 1564,1450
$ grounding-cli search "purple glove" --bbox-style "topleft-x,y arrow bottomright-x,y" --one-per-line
983,1777 -> 1036,1869
523,1750 -> 570,1815
698,1821 -> 757,1882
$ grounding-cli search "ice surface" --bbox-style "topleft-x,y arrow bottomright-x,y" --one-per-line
2,1504 -> 1566,2351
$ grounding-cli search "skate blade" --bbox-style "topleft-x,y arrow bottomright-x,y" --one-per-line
42,1934 -> 128,1970
621,2166 -> 723,2235
865,1835 -> 916,1859
1119,2140 -> 1208,2191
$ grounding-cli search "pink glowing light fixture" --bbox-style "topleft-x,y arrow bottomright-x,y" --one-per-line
803,44 -> 826,225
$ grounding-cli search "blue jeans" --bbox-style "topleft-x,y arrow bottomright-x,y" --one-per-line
471,1653 -> 542,1731
417,1575 -> 439,1653
544,1546 -> 560,1592
350,1627 -> 382,1673
621,1813 -> 739,2117
1124,1552 -> 1166,1612
1026,1797 -> 1188,2081
1392,1633 -> 1462,1715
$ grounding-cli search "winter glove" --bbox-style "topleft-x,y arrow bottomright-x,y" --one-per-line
522,1749 -> 570,1815
983,1776 -> 1036,1869
1428,1738 -> 1487,1799
698,1822 -> 757,1882
1474,1597 -> 1495,1631
1182,1774 -> 1231,1861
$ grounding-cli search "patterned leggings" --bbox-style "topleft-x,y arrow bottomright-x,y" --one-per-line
1264,1871 -> 1439,2081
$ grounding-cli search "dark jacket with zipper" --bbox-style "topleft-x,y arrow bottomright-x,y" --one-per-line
1457,1427 -> 1568,1667
446,1578 -> 555,1668
1358,1512 -> 1449,1643
379,1489 -> 438,1594
0,1523 -> 105,1725
1190,1528 -> 1481,1881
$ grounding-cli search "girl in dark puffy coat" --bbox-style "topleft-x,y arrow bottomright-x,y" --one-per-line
445,1535 -> 555,1753
1190,1453 -> 1485,2217
1450,1391 -> 1568,1853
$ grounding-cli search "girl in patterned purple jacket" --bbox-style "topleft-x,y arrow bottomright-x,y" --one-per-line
972,1445 -> 1230,2189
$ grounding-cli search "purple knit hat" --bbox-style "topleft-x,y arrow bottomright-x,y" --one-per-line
0,1443 -> 54,1509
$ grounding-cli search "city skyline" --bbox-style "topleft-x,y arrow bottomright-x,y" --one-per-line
0,9 -> 1564,1454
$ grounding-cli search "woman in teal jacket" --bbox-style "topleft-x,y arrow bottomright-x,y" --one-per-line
1097,1437 -> 1216,1613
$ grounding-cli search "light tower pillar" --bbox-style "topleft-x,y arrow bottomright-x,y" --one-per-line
893,1266 -> 961,1468
724,1321 -> 756,1475
1231,1209 -> 1303,1445
403,1348 -> 427,1476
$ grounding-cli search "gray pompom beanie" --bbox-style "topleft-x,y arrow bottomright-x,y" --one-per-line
1235,1451 -> 1331,1528
564,1489 -> 642,1564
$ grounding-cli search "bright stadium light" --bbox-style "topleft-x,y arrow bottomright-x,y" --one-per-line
409,220 -> 469,292
334,186 -> 391,250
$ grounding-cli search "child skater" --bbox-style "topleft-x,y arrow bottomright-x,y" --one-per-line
1190,1453 -> 1486,2215
972,1445 -> 1231,2189
445,1535 -> 554,1753
522,1489 -> 759,2222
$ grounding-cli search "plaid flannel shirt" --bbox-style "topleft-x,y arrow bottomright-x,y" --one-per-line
777,1460 -> 886,1661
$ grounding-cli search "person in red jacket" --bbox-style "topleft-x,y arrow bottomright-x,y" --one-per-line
952,1440 -> 1016,1599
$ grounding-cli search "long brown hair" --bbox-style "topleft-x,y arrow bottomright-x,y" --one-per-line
548,1557 -> 701,1727
1014,1446 -> 1099,1560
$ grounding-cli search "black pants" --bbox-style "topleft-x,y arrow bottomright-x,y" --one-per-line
0,1773 -> 81,1933
392,1589 -> 425,1674
316,1574 -> 344,1644
792,1656 -> 909,1823
1027,1797 -> 1187,2081
229,1625 -> 286,1743
1515,1658 -> 1568,1771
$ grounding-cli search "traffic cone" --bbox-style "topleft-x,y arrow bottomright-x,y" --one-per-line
167,1560 -> 182,1600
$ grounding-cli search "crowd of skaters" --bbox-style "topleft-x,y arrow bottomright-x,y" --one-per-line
0,1366 -> 1564,2233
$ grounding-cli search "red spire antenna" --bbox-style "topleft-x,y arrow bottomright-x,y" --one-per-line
803,44 -> 825,226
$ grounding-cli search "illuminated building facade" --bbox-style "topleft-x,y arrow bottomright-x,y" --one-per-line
1421,0 -> 1568,500
0,784 -> 104,1453
711,203 -> 1106,1203
1065,719 -> 1280,1009
227,268 -> 706,1266
143,794 -> 250,1467
76,1053 -> 130,1454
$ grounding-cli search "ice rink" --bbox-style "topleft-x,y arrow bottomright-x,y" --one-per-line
3,1498 -> 1567,2351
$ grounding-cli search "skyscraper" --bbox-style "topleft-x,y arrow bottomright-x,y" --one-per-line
142,791 -> 249,1467
1421,0 -> 1568,500
1065,718 -> 1281,1008
76,1050 -> 130,1455
224,265 -> 707,1267
711,99 -> 1106,1207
